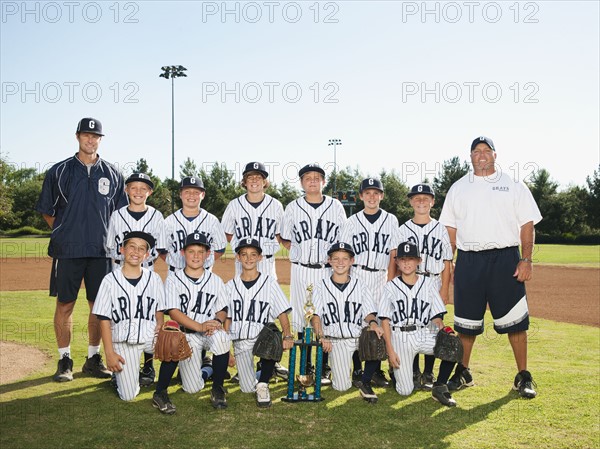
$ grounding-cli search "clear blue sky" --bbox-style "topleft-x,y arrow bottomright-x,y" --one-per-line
1,1 -> 598,189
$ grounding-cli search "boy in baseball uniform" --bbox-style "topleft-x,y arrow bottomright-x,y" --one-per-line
106,172 -> 167,387
398,183 -> 453,391
152,233 -> 229,413
224,238 -> 294,408
380,242 -> 458,407
310,242 -> 384,403
339,177 -> 400,388
92,232 -> 164,402
280,163 -> 347,384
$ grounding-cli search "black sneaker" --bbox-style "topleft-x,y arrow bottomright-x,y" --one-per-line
152,391 -> 176,415
389,368 -> 396,388
357,381 -> 378,403
432,384 -> 457,407
321,365 -> 332,386
82,354 -> 112,379
413,370 -> 422,391
139,365 -> 155,387
352,369 -> 363,388
230,373 -> 239,384
274,362 -> 289,381
447,367 -> 474,391
421,372 -> 436,391
53,355 -> 74,382
211,385 -> 228,409
513,370 -> 537,399
372,369 -> 390,388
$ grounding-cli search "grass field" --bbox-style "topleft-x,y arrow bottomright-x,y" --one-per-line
0,238 -> 598,267
0,291 -> 598,449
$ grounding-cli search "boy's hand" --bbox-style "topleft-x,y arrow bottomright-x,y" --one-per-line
388,350 -> 400,369
106,352 -> 125,372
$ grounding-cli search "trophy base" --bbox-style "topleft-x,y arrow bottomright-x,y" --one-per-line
281,394 -> 325,403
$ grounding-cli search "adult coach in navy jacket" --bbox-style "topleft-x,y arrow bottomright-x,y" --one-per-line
36,118 -> 127,383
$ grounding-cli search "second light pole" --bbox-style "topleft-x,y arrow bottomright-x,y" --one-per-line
328,139 -> 342,195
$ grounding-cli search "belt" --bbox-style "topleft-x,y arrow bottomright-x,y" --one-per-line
292,262 -> 331,269
182,326 -> 195,334
392,325 -> 421,332
115,259 -> 154,266
417,271 -> 439,277
353,265 -> 384,273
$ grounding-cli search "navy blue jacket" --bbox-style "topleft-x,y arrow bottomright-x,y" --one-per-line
36,154 -> 128,258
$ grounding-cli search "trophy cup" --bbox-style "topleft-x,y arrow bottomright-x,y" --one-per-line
282,284 -> 324,402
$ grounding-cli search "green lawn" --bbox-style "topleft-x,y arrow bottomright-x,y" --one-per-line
0,238 -> 598,267
0,291 -> 598,449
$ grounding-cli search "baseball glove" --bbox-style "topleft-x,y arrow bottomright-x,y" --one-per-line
433,327 -> 464,363
252,322 -> 284,362
154,320 -> 193,362
358,326 -> 387,361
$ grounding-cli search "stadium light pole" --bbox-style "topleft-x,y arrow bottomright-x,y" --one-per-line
159,65 -> 187,211
328,139 -> 342,195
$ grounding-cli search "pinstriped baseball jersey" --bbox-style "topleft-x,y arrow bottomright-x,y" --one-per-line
161,269 -> 228,321
106,205 -> 166,269
378,276 -> 446,327
281,196 -> 347,264
312,276 -> 376,339
92,267 -> 164,344
221,194 -> 284,257
398,219 -> 453,275
340,209 -> 401,270
164,209 -> 227,269
224,274 -> 291,341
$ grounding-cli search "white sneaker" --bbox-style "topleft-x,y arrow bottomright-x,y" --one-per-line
255,382 -> 271,408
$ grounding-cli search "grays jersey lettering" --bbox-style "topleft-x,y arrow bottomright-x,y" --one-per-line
322,300 -> 363,327
291,218 -> 340,244
352,231 -> 391,255
110,295 -> 156,323
234,216 -> 277,240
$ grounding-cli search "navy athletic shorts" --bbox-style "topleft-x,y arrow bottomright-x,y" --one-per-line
50,258 -> 112,303
453,247 -> 529,335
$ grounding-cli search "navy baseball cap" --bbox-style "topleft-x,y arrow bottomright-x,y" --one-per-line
126,173 -> 154,190
123,231 -> 155,249
327,242 -> 355,257
299,163 -> 326,179
235,238 -> 263,254
395,242 -> 421,259
183,232 -> 211,250
243,162 -> 268,178
359,178 -> 384,193
471,136 -> 495,152
180,176 -> 205,190
407,183 -> 435,198
76,117 -> 104,136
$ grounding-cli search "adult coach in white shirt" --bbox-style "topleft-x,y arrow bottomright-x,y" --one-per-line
439,136 -> 542,399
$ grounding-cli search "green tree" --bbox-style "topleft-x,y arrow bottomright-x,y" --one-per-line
432,157 -> 470,218
199,163 -> 244,218
379,170 -> 412,223
0,156 -> 17,229
266,181 -> 300,208
527,169 -> 559,235
553,185 -> 590,235
180,157 -> 200,178
324,166 -> 363,197
586,165 -> 600,229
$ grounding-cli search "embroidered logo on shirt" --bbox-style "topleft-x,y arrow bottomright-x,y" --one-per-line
98,177 -> 110,195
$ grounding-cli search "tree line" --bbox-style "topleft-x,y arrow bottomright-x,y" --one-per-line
1,155 -> 598,243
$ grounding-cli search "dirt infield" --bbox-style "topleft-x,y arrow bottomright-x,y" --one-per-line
0,258 -> 598,327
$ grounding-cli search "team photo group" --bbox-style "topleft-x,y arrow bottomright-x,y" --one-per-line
35,117 -> 542,414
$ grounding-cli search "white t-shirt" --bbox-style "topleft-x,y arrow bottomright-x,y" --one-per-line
439,171 -> 542,252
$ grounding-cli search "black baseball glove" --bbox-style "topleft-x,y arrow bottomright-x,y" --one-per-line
434,327 -> 464,363
358,326 -> 387,361
252,322 -> 284,362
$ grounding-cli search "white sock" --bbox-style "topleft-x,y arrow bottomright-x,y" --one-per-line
58,347 -> 71,359
88,345 -> 101,358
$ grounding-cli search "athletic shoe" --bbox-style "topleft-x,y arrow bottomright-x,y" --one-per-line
53,355 -> 74,382
321,365 -> 332,386
255,382 -> 272,408
447,367 -> 474,391
210,385 -> 228,409
389,368 -> 396,388
413,370 -> 422,391
372,369 -> 390,388
152,391 -> 176,415
82,354 -> 112,379
230,373 -> 239,384
421,371 -> 436,391
357,381 -> 378,403
274,362 -> 289,381
352,369 -> 363,388
139,365 -> 155,387
513,370 -> 537,399
432,384 -> 457,407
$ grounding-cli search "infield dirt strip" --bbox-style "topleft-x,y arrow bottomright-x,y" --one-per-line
0,258 -> 598,327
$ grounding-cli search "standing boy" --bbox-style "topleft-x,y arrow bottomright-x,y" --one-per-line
152,233 -> 229,413
310,242 -> 384,403
224,238 -> 294,407
398,183 -> 453,390
339,178 -> 400,388
380,242 -> 458,407
92,232 -> 164,401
